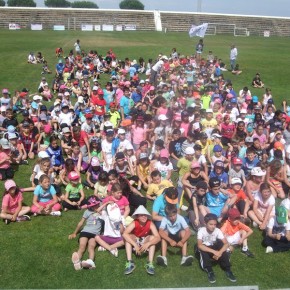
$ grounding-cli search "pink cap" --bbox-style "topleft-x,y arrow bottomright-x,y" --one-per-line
68,171 -> 80,181
91,157 -> 100,167
245,95 -> 252,100
160,149 -> 169,158
191,161 -> 201,169
149,86 -> 155,91
2,88 -> 9,94
4,179 -> 16,191
227,93 -> 233,98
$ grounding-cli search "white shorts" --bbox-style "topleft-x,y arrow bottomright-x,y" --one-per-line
226,231 -> 241,245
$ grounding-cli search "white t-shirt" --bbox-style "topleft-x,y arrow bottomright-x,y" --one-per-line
58,112 -> 73,126
154,161 -> 173,180
197,227 -> 225,246
267,217 -> 290,236
254,192 -> 275,215
152,60 -> 164,72
281,198 -> 290,210
118,139 -> 132,153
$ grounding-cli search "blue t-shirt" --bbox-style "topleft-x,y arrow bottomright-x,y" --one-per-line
120,96 -> 131,116
206,191 -> 228,217
152,194 -> 179,217
34,184 -> 56,203
242,157 -> 259,177
209,171 -> 228,185
160,214 -> 188,235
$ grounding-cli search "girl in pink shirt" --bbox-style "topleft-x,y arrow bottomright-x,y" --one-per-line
131,116 -> 147,150
0,180 -> 31,223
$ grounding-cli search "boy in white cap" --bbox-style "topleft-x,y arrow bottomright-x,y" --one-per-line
123,205 -> 160,275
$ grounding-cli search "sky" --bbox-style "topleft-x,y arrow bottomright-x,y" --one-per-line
33,0 -> 290,17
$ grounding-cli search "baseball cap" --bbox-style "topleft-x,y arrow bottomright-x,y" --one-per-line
212,133 -> 222,138
2,88 -> 9,94
206,108 -> 213,113
228,208 -> 241,220
22,121 -> 30,127
115,152 -> 125,160
251,167 -> 266,176
22,110 -> 29,116
274,141 -> 284,150
38,151 -> 49,159
93,86 -> 98,90
209,177 -> 221,188
231,177 -> 242,185
276,206 -> 288,224
232,157 -> 243,165
33,95 -> 42,101
214,160 -> 224,168
77,96 -> 84,103
160,149 -> 169,159
213,145 -> 223,152
117,128 -> 126,134
245,136 -> 254,143
185,147 -> 195,155
191,161 -> 201,169
158,114 -> 168,121
8,133 -> 17,140
252,96 -> 258,103
91,157 -> 100,167
105,129 -> 114,136
62,127 -> 70,134
4,180 -> 16,191
120,119 -> 132,127
85,113 -> 93,119
68,171 -> 80,181
139,152 -> 148,160
164,187 -> 178,204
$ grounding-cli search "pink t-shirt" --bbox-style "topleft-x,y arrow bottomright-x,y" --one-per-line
131,125 -> 146,145
180,122 -> 190,136
103,195 -> 129,215
252,133 -> 267,146
2,192 -> 23,213
115,88 -> 124,105
0,151 -> 10,169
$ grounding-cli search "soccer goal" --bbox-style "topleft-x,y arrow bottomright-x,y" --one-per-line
234,27 -> 249,36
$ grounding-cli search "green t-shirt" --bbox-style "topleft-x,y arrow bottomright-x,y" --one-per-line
177,157 -> 191,177
65,183 -> 83,199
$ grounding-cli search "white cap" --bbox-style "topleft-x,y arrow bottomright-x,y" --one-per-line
185,147 -> 195,155
139,80 -> 145,84
231,177 -> 242,185
93,86 -> 98,90
38,151 -> 49,159
158,114 -> 168,121
251,167 -> 266,177
206,109 -> 213,113
0,106 -> 6,112
240,109 -> 247,114
126,143 -> 134,150
78,96 -> 84,103
161,55 -> 168,60
64,91 -> 70,96
33,95 -> 42,101
118,128 -> 126,134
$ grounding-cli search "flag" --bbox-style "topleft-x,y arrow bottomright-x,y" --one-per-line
189,23 -> 208,38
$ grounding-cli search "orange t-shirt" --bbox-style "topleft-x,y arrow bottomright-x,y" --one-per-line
228,189 -> 247,202
221,220 -> 251,236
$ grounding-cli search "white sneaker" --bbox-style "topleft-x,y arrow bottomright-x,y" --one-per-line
156,255 -> 167,266
266,246 -> 273,254
50,211 -> 61,216
81,259 -> 96,269
98,246 -> 106,251
181,255 -> 194,266
72,252 -> 82,270
253,221 -> 258,228
110,248 -> 118,257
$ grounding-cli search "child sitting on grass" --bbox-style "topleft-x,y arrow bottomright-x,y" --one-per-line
157,204 -> 193,267
0,180 -> 31,224
123,205 -> 160,275
69,196 -> 103,270
196,213 -> 237,284
221,208 -> 254,258
263,205 -> 290,254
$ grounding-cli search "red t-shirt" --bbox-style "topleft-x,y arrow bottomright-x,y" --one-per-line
73,130 -> 88,147
94,98 -> 106,116
133,219 -> 151,238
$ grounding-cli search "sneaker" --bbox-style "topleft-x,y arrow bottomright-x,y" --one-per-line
180,255 -> 194,266
21,160 -> 29,165
71,252 -> 82,270
266,246 -> 273,253
4,219 -> 10,225
156,255 -> 167,267
226,271 -> 237,282
180,205 -> 188,211
98,246 -> 106,252
207,271 -> 216,283
241,249 -> 254,258
252,221 -> 258,228
124,261 -> 136,275
16,215 -> 31,222
145,262 -> 155,275
50,211 -> 61,216
81,259 -> 96,269
33,213 -> 38,217
110,248 -> 118,257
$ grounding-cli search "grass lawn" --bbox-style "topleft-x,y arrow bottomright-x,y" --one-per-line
0,30 -> 290,289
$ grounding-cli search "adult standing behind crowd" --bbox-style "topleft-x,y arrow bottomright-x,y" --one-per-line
150,55 -> 168,86
230,44 -> 238,71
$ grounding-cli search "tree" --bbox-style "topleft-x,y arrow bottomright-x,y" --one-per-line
119,0 -> 144,10
71,1 -> 98,8
0,0 -> 5,6
7,0 -> 36,7
44,0 -> 71,7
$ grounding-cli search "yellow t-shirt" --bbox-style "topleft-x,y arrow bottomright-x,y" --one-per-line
196,139 -> 212,156
177,157 -> 191,177
147,180 -> 173,197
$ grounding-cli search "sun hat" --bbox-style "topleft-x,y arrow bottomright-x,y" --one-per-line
185,147 -> 195,155
0,138 -> 11,149
158,114 -> 168,121
251,167 -> 266,176
276,206 -> 288,224
231,177 -> 242,185
132,205 -> 152,220
228,208 -> 241,220
68,171 -> 80,181
160,149 -> 169,159
8,133 -> 17,140
191,161 -> 201,169
91,157 -> 100,167
4,180 -> 16,191
164,187 -> 178,204
232,157 -> 243,165
86,196 -> 101,208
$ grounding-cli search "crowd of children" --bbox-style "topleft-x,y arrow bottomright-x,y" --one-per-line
1,42 -> 290,283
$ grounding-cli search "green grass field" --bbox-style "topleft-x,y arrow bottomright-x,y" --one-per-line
0,30 -> 290,289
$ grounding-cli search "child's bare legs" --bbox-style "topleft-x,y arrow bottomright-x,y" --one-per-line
145,235 -> 156,263
161,237 -> 168,257
87,238 -> 96,261
247,210 -> 262,226
125,240 -> 134,261
77,237 -> 89,260
239,230 -> 248,248
0,206 -> 30,220
178,230 -> 188,257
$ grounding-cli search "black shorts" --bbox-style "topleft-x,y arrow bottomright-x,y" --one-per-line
169,232 -> 181,243
79,231 -> 96,241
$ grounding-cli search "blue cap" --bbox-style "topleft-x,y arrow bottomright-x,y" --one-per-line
213,145 -> 223,152
31,101 -> 38,109
252,96 -> 258,103
231,97 -> 237,103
